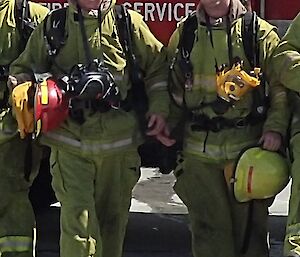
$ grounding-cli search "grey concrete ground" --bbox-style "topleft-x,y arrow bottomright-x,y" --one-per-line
35,169 -> 291,257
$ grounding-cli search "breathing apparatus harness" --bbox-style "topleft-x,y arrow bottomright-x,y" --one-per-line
0,0 -> 37,107
42,5 -> 178,174
43,4 -> 121,123
0,0 -> 36,78
169,11 -> 268,133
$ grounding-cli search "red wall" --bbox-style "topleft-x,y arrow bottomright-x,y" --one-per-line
117,0 -> 198,45
37,0 -> 199,45
37,0 -> 300,44
251,0 -> 300,20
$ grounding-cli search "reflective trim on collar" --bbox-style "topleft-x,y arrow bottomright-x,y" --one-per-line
0,236 -> 32,252
45,132 -> 133,151
148,81 -> 167,91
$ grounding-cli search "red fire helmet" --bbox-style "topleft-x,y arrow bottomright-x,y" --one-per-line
34,78 -> 69,136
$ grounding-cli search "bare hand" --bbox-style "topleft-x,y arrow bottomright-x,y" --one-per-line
146,113 -> 176,147
258,131 -> 282,152
7,73 -> 33,91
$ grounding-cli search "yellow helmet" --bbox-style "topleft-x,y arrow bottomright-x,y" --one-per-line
232,147 -> 290,202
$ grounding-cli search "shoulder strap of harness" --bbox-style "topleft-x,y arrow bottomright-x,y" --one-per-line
0,0 -> 33,95
43,6 -> 142,80
242,11 -> 269,119
43,7 -> 67,57
43,5 -> 148,132
177,11 -> 260,89
174,10 -> 267,117
177,12 -> 197,87
242,11 -> 259,69
178,12 -> 198,57
115,5 -> 144,86
115,5 -> 149,134
15,0 -> 38,48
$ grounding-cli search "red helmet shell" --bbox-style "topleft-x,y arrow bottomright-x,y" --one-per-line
34,79 -> 69,133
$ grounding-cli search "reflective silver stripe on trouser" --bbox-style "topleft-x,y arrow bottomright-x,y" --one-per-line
0,236 -> 32,252
45,132 -> 133,152
148,81 -> 167,92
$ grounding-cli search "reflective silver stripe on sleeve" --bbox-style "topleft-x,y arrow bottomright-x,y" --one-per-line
148,81 -> 167,92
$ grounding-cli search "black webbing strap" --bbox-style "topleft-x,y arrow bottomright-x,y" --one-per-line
24,135 -> 32,182
242,11 -> 268,120
178,12 -> 197,93
178,12 -> 198,62
242,11 -> 259,68
43,8 -> 68,74
115,5 -> 148,134
43,8 -> 67,56
15,0 -> 38,49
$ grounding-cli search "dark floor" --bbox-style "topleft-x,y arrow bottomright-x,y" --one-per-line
35,207 -> 286,257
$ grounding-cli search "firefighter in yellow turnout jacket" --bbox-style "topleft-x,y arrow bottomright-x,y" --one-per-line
270,12 -> 300,257
168,0 -> 289,257
0,0 -> 48,256
9,0 -> 170,256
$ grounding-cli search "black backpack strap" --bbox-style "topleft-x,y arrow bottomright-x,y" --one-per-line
15,0 -> 36,48
242,12 -> 269,119
115,5 -> 143,85
178,12 -> 198,61
15,0 -> 29,30
242,11 -> 259,69
177,12 -> 198,90
43,7 -> 68,74
43,7 -> 67,57
115,5 -> 148,133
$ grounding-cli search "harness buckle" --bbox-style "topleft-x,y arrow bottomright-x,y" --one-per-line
234,118 -> 248,128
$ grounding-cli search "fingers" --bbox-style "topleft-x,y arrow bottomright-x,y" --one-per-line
7,75 -> 18,91
156,133 -> 176,147
163,125 -> 171,137
262,139 -> 280,152
258,136 -> 264,145
146,114 -> 164,136
145,113 -> 176,146
7,73 -> 33,91
261,132 -> 282,152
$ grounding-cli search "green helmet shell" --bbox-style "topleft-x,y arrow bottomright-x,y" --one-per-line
233,147 -> 290,202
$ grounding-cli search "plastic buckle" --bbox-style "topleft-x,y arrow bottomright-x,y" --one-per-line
210,117 -> 225,132
234,118 -> 247,128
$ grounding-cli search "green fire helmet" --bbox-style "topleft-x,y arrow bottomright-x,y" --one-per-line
232,147 -> 290,202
